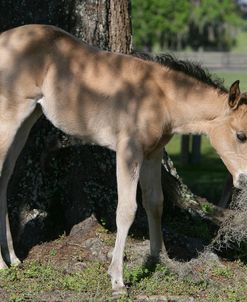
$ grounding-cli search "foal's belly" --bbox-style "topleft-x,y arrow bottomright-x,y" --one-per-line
38,97 -> 117,150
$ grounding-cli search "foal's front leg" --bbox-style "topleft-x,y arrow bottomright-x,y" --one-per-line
108,139 -> 143,295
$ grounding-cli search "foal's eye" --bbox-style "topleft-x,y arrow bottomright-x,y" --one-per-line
236,132 -> 247,142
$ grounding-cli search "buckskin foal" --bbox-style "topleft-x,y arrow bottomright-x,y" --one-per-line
0,24 -> 247,295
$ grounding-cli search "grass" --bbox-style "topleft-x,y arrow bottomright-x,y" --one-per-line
0,259 -> 246,302
217,71 -> 247,91
232,30 -> 247,53
0,261 -> 111,302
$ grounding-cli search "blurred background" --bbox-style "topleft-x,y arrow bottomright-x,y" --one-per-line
132,0 -> 247,203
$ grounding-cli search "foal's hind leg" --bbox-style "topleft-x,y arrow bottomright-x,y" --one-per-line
0,101 -> 40,268
108,138 -> 143,295
140,148 -> 164,258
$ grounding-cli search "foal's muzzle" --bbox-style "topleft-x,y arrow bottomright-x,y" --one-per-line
234,173 -> 247,189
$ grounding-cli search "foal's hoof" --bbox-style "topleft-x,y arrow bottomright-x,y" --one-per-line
7,254 -> 21,267
112,286 -> 128,299
10,258 -> 21,267
0,261 -> 8,270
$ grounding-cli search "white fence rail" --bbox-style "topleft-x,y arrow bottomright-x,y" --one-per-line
174,52 -> 247,71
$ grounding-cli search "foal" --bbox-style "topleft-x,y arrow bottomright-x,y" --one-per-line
0,24 -> 247,295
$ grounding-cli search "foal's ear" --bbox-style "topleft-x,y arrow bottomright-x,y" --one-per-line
229,80 -> 241,109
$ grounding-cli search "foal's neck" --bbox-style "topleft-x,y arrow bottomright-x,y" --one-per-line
163,71 -> 229,135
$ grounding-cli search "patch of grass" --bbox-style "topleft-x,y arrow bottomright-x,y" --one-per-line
205,286 -> 247,302
61,273 -> 86,291
232,30 -> 247,53
58,232 -> 66,240
128,264 -> 207,297
24,261 -> 56,280
9,293 -> 32,302
96,225 -> 116,246
0,257 -> 246,301
201,202 -> 215,215
0,260 -> 111,301
0,262 -> 58,301
212,265 -> 234,278
49,248 -> 57,256
216,71 -> 247,91
124,265 -> 150,284
124,261 -> 247,301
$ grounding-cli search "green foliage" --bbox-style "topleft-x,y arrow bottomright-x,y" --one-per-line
49,248 -> 57,256
0,261 -> 111,301
132,0 -> 190,51
124,265 -> 150,284
189,0 -> 243,50
201,202 -> 214,215
132,0 -> 243,51
212,265 -> 233,278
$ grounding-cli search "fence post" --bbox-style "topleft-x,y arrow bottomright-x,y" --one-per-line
191,135 -> 201,164
181,135 -> 190,164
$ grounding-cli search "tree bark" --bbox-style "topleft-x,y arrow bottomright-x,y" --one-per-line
69,0 -> 110,49
109,0 -> 132,53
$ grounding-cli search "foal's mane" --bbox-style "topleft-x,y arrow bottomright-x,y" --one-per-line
133,52 -> 227,94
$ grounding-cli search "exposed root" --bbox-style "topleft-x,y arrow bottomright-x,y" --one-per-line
158,251 -> 220,282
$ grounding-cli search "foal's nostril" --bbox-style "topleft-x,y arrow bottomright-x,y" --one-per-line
237,173 -> 247,189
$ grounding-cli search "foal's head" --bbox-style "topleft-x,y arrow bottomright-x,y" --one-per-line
209,80 -> 247,188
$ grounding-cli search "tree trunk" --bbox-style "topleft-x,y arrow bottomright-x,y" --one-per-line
109,0 -> 132,53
